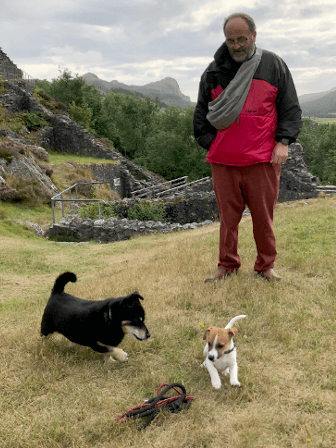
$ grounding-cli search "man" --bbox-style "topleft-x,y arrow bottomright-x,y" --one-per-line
193,12 -> 302,282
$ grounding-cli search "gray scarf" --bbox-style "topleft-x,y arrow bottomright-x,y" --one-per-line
206,47 -> 263,130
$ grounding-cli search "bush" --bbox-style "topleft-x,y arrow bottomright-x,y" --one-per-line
128,201 -> 167,222
78,200 -> 167,222
0,180 -> 21,202
37,164 -> 53,177
0,141 -> 26,162
7,177 -> 53,206
34,87 -> 68,114
75,178 -> 95,197
21,112 -> 49,131
0,75 -> 6,94
79,202 -> 119,220
26,145 -> 50,162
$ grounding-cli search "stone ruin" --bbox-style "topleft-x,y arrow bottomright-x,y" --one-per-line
0,77 -> 321,243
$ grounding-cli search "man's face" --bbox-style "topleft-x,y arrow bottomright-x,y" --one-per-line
225,18 -> 256,63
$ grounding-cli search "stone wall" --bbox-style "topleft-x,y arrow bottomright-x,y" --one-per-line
46,213 -> 214,243
278,142 -> 319,201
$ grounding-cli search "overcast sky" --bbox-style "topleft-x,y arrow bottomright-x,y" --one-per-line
1,0 -> 336,102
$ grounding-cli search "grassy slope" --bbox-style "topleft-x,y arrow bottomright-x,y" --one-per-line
0,151 -> 119,227
0,195 -> 335,448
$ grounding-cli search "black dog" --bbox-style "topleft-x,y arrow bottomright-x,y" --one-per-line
41,272 -> 150,361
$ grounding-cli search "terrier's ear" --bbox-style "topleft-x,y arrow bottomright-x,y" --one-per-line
227,328 -> 238,338
203,327 -> 213,340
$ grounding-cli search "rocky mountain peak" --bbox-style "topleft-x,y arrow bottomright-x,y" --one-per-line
81,73 -> 194,108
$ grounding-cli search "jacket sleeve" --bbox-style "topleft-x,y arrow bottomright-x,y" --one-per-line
275,57 -> 303,144
193,72 -> 217,150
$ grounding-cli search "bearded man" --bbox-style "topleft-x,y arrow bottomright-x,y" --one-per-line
193,12 -> 302,282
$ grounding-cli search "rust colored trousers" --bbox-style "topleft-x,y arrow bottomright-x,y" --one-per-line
211,162 -> 281,273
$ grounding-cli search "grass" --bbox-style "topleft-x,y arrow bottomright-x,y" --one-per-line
48,151 -> 119,166
0,150 -> 120,228
0,195 -> 336,447
311,118 -> 336,125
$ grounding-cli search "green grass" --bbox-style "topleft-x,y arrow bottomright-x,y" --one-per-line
311,117 -> 336,125
48,150 -> 119,165
0,195 -> 336,447
0,202 -> 62,228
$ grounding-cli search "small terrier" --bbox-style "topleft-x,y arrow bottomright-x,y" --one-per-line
201,315 -> 247,389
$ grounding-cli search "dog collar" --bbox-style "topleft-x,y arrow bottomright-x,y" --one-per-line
223,339 -> 236,355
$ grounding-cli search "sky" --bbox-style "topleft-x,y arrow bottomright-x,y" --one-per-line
1,0 -> 336,103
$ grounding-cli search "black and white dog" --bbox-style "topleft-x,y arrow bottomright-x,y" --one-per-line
41,272 -> 150,361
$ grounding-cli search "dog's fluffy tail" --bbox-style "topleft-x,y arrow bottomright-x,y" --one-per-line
225,315 -> 247,329
52,272 -> 77,294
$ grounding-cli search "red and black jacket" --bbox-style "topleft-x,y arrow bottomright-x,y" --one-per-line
193,43 -> 303,166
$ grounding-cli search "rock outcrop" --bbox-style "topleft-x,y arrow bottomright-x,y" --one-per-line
0,139 -> 58,202
279,142 -> 319,201
0,48 -> 23,80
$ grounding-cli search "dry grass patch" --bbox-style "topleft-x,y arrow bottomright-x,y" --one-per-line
0,195 -> 336,447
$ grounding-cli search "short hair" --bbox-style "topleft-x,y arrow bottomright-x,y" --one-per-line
223,13 -> 256,35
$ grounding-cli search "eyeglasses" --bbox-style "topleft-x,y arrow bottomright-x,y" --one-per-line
225,33 -> 253,47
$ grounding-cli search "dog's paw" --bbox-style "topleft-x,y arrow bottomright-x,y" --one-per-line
230,380 -> 241,387
112,348 -> 129,362
211,378 -> 222,390
103,353 -> 116,362
200,361 -> 206,368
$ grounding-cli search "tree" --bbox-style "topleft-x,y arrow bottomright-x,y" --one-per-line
100,92 -> 160,157
136,106 -> 211,180
299,119 -> 336,184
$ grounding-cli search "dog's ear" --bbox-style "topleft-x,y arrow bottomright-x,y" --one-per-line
203,327 -> 213,340
130,291 -> 144,301
228,328 -> 238,338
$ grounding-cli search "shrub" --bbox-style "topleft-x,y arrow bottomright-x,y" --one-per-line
75,178 -> 95,197
26,145 -> 50,162
21,112 -> 49,131
7,177 -> 53,206
9,116 -> 25,133
0,141 -> 26,162
128,201 -> 167,222
69,101 -> 94,132
0,180 -> 21,202
34,87 -> 68,114
37,163 -> 53,177
79,202 -> 119,220
0,75 -> 6,94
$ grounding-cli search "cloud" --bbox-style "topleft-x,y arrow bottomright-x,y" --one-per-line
1,0 -> 336,101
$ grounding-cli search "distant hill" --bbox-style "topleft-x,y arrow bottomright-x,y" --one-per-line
81,74 -> 195,109
299,87 -> 336,117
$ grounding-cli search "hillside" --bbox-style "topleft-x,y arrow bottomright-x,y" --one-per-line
81,73 -> 195,109
299,87 -> 336,117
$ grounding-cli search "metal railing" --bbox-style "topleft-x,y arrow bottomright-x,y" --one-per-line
0,65 -> 36,83
156,176 -> 210,198
51,182 -> 111,224
131,176 -> 188,199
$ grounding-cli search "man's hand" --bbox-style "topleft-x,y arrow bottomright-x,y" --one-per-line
270,142 -> 288,165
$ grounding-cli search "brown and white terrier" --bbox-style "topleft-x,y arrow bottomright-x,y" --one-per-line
201,315 -> 247,389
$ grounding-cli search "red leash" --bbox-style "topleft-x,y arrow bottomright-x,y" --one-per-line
116,383 -> 194,429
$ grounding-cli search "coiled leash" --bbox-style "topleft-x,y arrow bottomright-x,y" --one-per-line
116,382 -> 194,430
